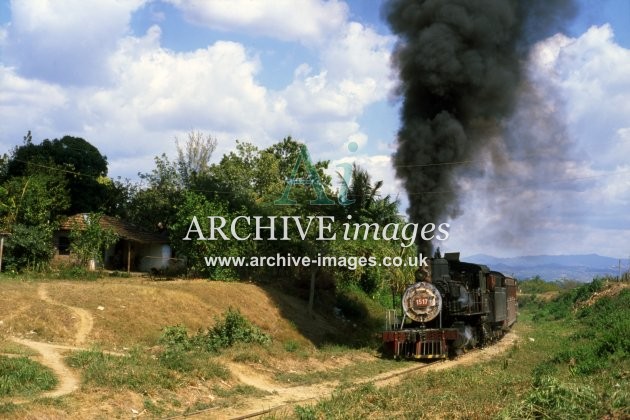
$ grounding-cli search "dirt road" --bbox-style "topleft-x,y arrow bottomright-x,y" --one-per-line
6,284 -> 97,400
204,331 -> 519,419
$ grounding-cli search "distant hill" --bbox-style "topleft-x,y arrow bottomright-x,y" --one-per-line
464,253 -> 625,282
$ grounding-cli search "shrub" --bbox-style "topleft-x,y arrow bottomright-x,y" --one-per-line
201,308 -> 271,350
158,309 -> 271,359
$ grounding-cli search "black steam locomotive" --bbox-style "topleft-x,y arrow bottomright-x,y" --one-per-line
383,252 -> 517,359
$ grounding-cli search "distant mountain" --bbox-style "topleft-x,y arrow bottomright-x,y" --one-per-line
463,253 -> 625,282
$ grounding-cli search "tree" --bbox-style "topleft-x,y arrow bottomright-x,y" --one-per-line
2,224 -> 55,272
128,153 -> 184,232
0,163 -> 70,272
175,130 -> 217,187
169,191 -> 254,279
69,213 -> 118,269
127,131 -> 217,231
7,133 -> 109,213
1,166 -> 70,227
340,163 -> 399,224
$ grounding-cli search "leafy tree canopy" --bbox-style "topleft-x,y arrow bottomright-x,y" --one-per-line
7,132 -> 109,213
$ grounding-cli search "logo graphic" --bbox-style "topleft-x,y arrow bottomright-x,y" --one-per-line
275,143 -> 358,206
273,142 -> 358,206
335,141 -> 357,206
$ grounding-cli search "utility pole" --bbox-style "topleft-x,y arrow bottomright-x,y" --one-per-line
0,232 -> 11,273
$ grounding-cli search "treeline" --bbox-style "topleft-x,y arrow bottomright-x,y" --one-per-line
518,275 -> 584,295
0,131 -> 413,296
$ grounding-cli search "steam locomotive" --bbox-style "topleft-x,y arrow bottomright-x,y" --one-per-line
382,251 -> 517,359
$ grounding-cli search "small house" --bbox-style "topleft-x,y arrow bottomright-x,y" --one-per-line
55,214 -> 172,272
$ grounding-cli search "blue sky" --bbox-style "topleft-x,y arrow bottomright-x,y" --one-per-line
1,0 -> 629,262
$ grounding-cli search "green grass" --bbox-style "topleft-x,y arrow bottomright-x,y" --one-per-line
66,347 -> 231,393
275,358 -> 411,386
66,348 -> 179,392
291,279 -> 629,419
65,311 -> 265,393
0,341 -> 38,356
159,308 -> 271,355
0,356 -> 57,397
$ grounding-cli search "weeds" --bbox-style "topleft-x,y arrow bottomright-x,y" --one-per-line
505,280 -> 630,419
283,340 -> 300,353
160,308 -> 271,355
294,278 -> 629,419
0,356 -> 57,397
66,348 -> 178,392
501,376 -> 599,419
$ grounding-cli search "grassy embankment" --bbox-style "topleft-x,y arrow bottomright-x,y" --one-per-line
2,273 -> 626,418
285,278 -> 629,419
0,275 -> 406,417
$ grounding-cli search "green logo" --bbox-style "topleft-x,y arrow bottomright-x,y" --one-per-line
274,143 -> 335,205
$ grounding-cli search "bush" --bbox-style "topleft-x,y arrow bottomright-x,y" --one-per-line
2,224 -> 55,272
159,325 -> 192,350
193,308 -> 271,352
158,309 -> 271,358
532,278 -> 607,322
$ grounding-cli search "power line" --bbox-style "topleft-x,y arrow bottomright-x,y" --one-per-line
407,169 -> 630,195
7,157 -> 630,198
11,159 -> 103,179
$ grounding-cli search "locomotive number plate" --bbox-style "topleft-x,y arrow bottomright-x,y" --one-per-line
414,297 -> 429,307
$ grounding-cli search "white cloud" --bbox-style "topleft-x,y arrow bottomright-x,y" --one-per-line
328,154 -> 402,204
0,65 -> 68,151
533,25 -> 630,163
275,21 -> 394,155
0,0 -> 396,178
3,0 -> 147,85
445,25 -> 630,258
111,30 -> 268,133
164,0 -> 348,44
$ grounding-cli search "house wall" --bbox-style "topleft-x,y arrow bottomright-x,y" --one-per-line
138,244 -> 172,272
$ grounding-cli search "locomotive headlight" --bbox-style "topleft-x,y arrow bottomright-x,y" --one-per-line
402,281 -> 442,323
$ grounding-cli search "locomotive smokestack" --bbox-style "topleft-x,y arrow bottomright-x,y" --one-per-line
384,0 -> 577,255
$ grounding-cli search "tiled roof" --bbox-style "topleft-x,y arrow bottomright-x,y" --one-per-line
59,214 -> 169,244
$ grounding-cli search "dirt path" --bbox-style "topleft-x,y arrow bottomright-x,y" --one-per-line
3,282 -> 520,415
2,284 -> 99,402
38,284 -> 94,346
204,332 -> 519,419
8,337 -> 80,398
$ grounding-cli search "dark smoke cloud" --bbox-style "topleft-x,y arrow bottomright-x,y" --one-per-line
384,0 -> 577,254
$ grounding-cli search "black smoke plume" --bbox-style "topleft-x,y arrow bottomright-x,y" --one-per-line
384,0 -> 577,254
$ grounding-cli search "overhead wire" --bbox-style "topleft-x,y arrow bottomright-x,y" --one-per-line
5,156 -> 629,198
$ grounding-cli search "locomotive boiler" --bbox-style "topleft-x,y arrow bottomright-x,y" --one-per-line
382,251 -> 517,359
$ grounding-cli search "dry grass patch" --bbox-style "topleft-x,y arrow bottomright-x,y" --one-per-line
41,278 -> 334,348
0,281 -> 76,342
154,280 -> 332,344
0,340 -> 37,356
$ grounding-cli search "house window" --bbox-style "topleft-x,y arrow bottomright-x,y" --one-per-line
58,236 -> 71,255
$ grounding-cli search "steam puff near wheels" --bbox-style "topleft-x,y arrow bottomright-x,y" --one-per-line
383,252 -> 518,359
